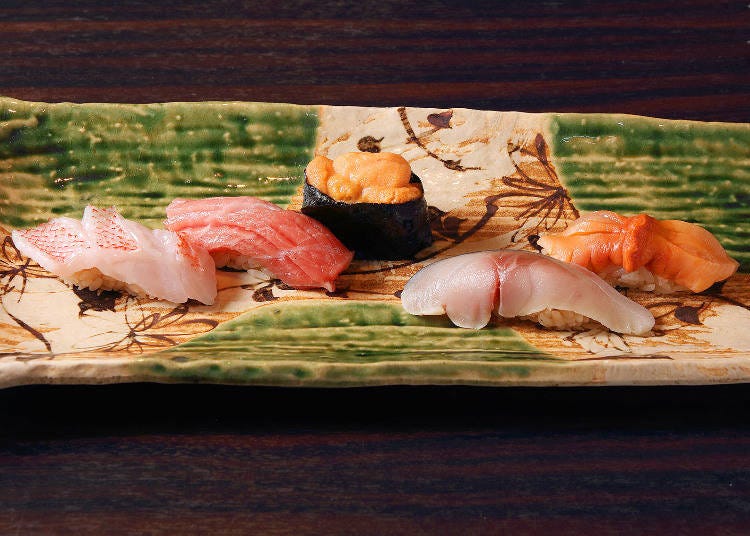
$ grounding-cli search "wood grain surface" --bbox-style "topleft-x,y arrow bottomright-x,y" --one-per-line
3,385 -> 750,534
1,0 -> 747,121
1,1 -> 750,533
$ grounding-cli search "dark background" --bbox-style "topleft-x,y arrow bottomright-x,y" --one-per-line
2,0 -> 748,121
1,1 -> 750,533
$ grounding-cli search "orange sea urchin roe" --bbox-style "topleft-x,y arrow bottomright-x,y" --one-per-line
305,152 -> 422,204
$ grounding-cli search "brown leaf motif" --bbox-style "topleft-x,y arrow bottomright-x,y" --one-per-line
0,235 -> 56,298
426,110 -> 453,129
428,206 -> 467,241
674,305 -> 703,325
73,287 -> 120,317
0,235 -> 56,354
356,136 -> 384,153
79,301 -> 218,354
398,107 -> 481,172
251,279 -> 295,301
498,134 -> 579,239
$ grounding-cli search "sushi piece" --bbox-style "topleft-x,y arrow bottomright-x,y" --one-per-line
537,211 -> 739,293
164,196 -> 353,292
11,206 -> 217,305
301,151 -> 432,259
400,250 -> 655,335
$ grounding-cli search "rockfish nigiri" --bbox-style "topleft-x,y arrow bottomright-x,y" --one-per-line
400,250 -> 654,335
11,206 -> 217,305
165,196 -> 354,292
537,211 -> 739,293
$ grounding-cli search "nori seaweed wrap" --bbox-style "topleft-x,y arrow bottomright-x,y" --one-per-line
301,152 -> 432,260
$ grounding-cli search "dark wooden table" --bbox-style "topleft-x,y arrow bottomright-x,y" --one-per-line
1,1 -> 749,533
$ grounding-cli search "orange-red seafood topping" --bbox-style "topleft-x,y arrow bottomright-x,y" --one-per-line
305,152 -> 422,204
537,211 -> 739,292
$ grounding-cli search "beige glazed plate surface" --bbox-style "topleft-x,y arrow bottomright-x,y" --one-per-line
0,97 -> 748,388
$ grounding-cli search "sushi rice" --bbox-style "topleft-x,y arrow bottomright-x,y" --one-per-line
597,266 -> 689,293
69,268 -> 150,298
210,251 -> 263,272
537,242 -> 690,294
523,308 -> 596,331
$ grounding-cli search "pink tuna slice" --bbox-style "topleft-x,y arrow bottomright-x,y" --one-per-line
165,197 -> 354,292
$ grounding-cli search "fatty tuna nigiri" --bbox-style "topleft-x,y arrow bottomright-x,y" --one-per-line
11,206 -> 217,305
400,250 -> 654,335
165,197 -> 354,292
537,211 -> 739,293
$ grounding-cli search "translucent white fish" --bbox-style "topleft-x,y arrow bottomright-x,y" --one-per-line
11,206 -> 217,305
400,250 -> 655,335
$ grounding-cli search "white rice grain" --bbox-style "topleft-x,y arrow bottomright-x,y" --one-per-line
68,268 -> 149,298
525,309 -> 595,330
598,266 -> 688,294
211,251 -> 266,272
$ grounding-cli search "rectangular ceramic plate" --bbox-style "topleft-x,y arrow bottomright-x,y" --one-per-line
0,97 -> 748,388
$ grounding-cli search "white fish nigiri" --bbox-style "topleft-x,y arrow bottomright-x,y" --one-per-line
11,206 -> 217,305
400,250 -> 654,335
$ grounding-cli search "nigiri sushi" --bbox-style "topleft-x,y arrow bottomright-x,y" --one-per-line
165,196 -> 354,292
11,206 -> 217,305
537,211 -> 739,293
400,250 -> 655,335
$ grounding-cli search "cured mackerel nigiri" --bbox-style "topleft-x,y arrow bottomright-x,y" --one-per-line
537,211 -> 739,293
165,196 -> 354,292
11,206 -> 217,305
400,250 -> 654,335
